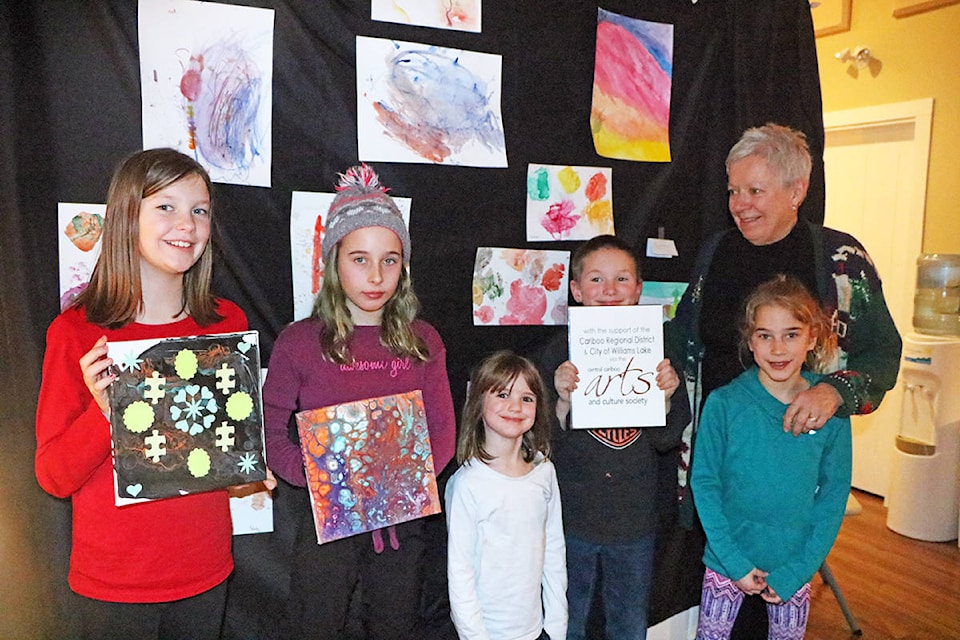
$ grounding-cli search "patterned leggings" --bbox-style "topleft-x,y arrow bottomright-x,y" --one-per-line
696,568 -> 811,640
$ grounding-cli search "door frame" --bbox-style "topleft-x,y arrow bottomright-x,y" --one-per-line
823,97 -> 933,335
823,98 -> 933,496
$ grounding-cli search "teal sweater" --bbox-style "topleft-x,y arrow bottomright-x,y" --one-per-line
691,368 -> 852,600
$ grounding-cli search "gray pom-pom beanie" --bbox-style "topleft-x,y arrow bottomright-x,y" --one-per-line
321,164 -> 410,264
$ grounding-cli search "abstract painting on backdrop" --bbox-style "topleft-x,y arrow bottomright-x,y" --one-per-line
58,202 -> 106,310
357,35 -> 507,167
591,9 -> 673,162
526,164 -> 614,241
472,247 -> 570,326
139,0 -> 275,187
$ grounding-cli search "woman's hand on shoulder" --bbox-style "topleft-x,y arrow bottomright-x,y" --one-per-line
80,336 -> 115,418
783,382 -> 843,436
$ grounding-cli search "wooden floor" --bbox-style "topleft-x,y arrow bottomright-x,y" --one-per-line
805,489 -> 960,640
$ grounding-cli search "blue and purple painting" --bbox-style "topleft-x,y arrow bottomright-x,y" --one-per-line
357,36 -> 507,167
139,0 -> 275,187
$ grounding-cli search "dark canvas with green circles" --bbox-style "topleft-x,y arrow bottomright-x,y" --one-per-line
107,331 -> 266,502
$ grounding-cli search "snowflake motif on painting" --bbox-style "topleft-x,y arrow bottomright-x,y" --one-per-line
170,384 -> 218,435
117,351 -> 144,372
237,452 -> 259,474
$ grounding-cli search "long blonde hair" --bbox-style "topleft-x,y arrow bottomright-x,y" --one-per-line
75,148 -> 220,328
457,351 -> 552,465
311,243 -> 429,364
740,274 -> 837,373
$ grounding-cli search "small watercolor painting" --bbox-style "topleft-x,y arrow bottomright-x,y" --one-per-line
357,36 -> 507,167
526,164 -> 614,241
230,488 -> 274,535
372,0 -> 481,33
591,9 -> 673,162
472,248 -> 570,326
107,331 -> 265,504
58,202 -> 107,311
639,281 -> 689,322
139,0 -> 275,187
289,191 -> 412,321
295,390 -> 441,546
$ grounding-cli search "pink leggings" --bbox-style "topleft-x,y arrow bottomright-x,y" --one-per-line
696,568 -> 811,640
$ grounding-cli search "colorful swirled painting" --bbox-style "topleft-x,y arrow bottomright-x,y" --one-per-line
526,164 -> 614,241
357,36 -> 507,167
289,191 -> 412,321
372,0 -> 481,33
106,331 -> 266,504
138,0 -> 274,187
295,391 -> 441,546
591,9 -> 673,162
473,248 -> 571,326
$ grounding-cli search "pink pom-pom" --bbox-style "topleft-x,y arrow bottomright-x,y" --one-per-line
335,163 -> 389,194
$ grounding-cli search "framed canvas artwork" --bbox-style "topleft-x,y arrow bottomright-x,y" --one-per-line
295,390 -> 441,545
107,331 -> 266,503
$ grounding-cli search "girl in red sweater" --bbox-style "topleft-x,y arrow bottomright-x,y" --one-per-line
35,148 -> 265,639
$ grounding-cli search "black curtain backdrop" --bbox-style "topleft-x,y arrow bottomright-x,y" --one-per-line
0,1 -> 824,638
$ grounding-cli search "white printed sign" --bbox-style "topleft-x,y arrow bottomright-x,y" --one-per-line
567,305 -> 665,428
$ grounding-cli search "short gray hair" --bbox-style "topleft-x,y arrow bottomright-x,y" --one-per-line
726,123 -> 812,186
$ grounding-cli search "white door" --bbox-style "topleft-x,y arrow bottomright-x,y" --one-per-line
822,98 -> 933,496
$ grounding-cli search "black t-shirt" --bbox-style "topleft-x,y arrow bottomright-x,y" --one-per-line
699,222 -> 818,400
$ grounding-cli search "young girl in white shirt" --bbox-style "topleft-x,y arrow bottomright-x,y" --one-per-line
445,350 -> 567,640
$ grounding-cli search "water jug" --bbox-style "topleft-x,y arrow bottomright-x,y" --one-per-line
913,253 -> 960,336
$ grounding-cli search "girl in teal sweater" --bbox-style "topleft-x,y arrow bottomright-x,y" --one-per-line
691,275 -> 851,640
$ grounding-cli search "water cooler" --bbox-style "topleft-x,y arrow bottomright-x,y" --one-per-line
886,254 -> 960,542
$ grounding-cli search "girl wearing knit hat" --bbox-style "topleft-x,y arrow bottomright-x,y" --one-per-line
263,164 -> 456,639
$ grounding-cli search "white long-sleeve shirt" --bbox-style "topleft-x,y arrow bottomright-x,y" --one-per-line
445,455 -> 567,640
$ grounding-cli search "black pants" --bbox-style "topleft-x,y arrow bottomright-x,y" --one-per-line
283,487 -> 428,640
730,593 -> 768,640
73,581 -> 227,640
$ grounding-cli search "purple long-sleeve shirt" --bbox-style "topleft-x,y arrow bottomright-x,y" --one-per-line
263,319 -> 456,487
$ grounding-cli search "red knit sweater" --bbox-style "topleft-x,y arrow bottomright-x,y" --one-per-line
35,300 -> 247,603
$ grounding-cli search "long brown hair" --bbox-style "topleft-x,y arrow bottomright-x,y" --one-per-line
457,351 -> 552,465
740,274 -> 837,373
75,148 -> 221,328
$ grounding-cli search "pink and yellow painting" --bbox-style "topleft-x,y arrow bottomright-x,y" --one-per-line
371,0 -> 481,33
139,0 -> 275,187
289,191 -> 411,321
591,9 -> 673,162
357,36 -> 507,167
58,202 -> 107,311
526,164 -> 614,241
295,391 -> 441,545
472,248 -> 570,326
